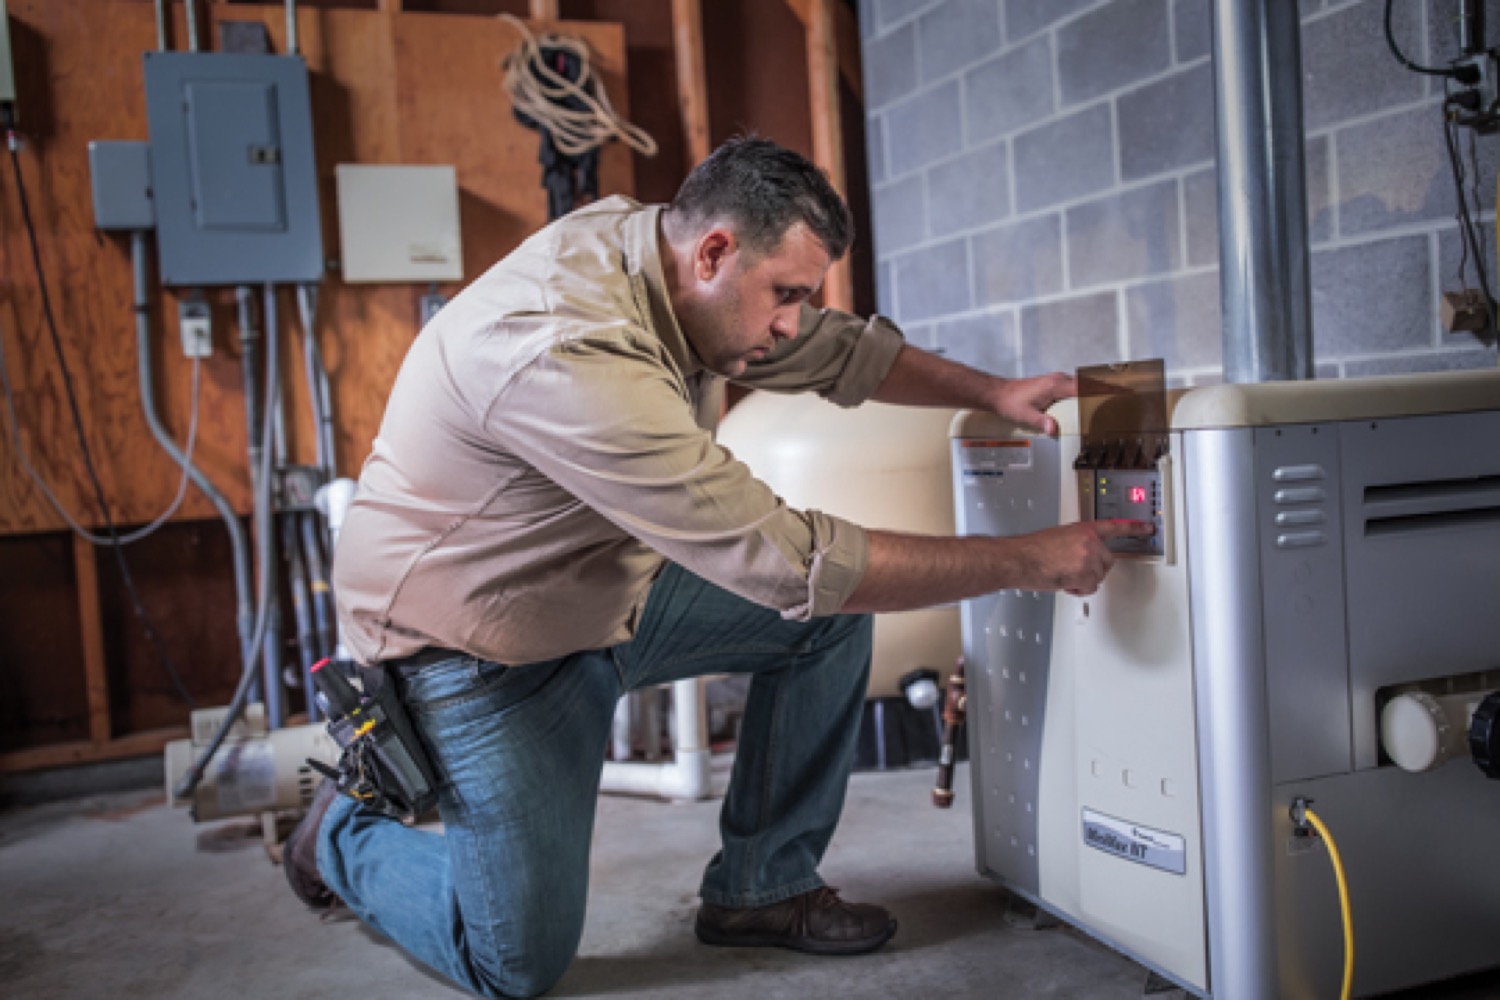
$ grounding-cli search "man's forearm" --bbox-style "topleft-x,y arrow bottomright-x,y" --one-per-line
841,530 -> 1028,614
870,344 -> 1002,410
870,343 -> 1074,436
842,520 -> 1137,613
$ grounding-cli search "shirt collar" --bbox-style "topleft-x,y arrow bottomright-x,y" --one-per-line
625,204 -> 704,377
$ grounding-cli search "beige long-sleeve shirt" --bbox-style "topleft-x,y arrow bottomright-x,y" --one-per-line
333,196 -> 904,666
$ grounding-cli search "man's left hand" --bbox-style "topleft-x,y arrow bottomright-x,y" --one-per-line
990,372 -> 1076,436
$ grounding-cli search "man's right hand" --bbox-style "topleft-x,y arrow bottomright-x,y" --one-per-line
846,520 -> 1157,614
1008,519 -> 1156,596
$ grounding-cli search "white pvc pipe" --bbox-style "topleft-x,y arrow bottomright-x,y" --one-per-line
600,678 -> 716,801
314,477 -> 357,544
610,695 -> 633,762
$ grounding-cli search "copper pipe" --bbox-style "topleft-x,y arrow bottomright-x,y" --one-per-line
932,659 -> 966,808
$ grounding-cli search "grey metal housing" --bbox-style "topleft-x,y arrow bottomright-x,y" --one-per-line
955,373 -> 1500,998
143,51 -> 323,286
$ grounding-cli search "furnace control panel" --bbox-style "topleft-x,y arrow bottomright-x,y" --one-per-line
1085,467 -> 1165,557
1072,360 -> 1171,560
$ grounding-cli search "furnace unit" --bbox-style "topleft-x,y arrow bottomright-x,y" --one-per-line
952,363 -> 1500,998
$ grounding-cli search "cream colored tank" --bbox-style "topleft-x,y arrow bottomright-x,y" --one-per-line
718,392 -> 962,697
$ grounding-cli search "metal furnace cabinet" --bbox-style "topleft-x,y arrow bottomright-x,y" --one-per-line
950,369 -> 1500,998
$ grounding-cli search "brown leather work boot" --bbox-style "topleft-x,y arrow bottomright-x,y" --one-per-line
282,778 -> 342,910
695,886 -> 897,956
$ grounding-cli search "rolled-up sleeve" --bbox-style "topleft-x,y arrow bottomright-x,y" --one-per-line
735,306 -> 905,407
488,335 -> 869,618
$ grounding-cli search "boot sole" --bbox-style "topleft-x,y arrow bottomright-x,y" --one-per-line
694,917 -> 897,956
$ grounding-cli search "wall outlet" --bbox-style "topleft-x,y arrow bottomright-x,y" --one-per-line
178,297 -> 213,358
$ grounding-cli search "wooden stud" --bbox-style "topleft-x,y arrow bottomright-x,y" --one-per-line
782,0 -> 863,102
671,0 -> 711,169
0,727 -> 190,774
72,534 -> 112,747
806,0 -> 852,311
528,0 -> 559,21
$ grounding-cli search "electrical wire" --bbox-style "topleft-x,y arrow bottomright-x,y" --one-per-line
1386,0 -> 1479,82
173,277 -> 283,800
5,131 -> 197,708
1463,127 -> 1493,300
1304,807 -> 1354,1000
498,13 -> 658,160
0,333 -> 204,546
1441,104 -> 1498,339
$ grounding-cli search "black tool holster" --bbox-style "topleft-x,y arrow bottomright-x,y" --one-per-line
314,661 -> 441,824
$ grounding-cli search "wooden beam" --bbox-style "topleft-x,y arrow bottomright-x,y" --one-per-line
72,534 -> 112,747
782,0 -> 863,101
0,727 -> 189,774
528,0 -> 559,21
806,0 -> 852,311
671,0 -> 711,168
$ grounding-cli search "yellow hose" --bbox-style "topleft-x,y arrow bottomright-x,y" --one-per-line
1305,807 -> 1354,1000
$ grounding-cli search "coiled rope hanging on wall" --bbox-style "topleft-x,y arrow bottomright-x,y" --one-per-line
499,13 -> 657,220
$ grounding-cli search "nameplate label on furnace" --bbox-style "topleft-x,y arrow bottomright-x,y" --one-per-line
960,439 -> 1033,478
1081,808 -> 1186,876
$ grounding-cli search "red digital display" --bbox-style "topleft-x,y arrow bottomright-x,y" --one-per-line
1129,486 -> 1148,505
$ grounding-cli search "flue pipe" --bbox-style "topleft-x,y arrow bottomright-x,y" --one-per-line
1212,0 -> 1315,384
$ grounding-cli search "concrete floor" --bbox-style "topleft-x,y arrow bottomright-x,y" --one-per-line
2,763 -> 1499,1000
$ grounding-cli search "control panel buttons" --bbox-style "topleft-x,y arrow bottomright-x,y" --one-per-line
1089,467 -> 1164,557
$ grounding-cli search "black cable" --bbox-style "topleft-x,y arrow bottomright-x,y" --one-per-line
1443,101 -> 1475,283
1441,112 -> 1497,339
1455,173 -> 1473,281
1387,0 -> 1481,82
6,132 -> 196,709
1464,127 -> 1492,290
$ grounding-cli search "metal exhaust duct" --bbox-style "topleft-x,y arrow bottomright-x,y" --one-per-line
1212,0 -> 1315,384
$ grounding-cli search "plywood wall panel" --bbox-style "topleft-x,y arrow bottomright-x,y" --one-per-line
0,1 -> 632,535
2,1 -> 258,534
563,0 -> 683,203
0,534 -> 89,752
96,520 -> 244,735
392,12 -> 634,262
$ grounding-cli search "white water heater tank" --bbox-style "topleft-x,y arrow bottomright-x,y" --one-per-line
718,391 -> 961,697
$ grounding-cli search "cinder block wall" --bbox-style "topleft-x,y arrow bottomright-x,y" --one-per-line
860,0 -> 1500,382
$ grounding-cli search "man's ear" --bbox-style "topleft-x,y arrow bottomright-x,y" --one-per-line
694,228 -> 736,282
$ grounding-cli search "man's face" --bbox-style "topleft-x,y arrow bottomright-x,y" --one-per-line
680,222 -> 832,379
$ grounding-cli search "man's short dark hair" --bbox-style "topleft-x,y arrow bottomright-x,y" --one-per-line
667,137 -> 854,261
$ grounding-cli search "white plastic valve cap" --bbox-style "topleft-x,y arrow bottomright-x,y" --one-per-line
1380,691 -> 1451,773
905,678 -> 940,711
315,478 -> 358,538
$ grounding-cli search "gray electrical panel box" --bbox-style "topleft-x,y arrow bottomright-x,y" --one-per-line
88,141 -> 155,231
143,51 -> 323,286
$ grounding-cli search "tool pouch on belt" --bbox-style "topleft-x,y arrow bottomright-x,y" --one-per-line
310,659 -> 440,823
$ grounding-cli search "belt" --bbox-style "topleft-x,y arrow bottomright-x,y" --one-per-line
386,646 -> 468,679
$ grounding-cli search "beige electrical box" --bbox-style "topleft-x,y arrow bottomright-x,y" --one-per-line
335,164 -> 463,283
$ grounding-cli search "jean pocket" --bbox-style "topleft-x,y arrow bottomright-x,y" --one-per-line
402,656 -> 511,714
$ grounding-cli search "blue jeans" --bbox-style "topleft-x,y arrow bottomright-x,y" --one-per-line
317,563 -> 874,998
